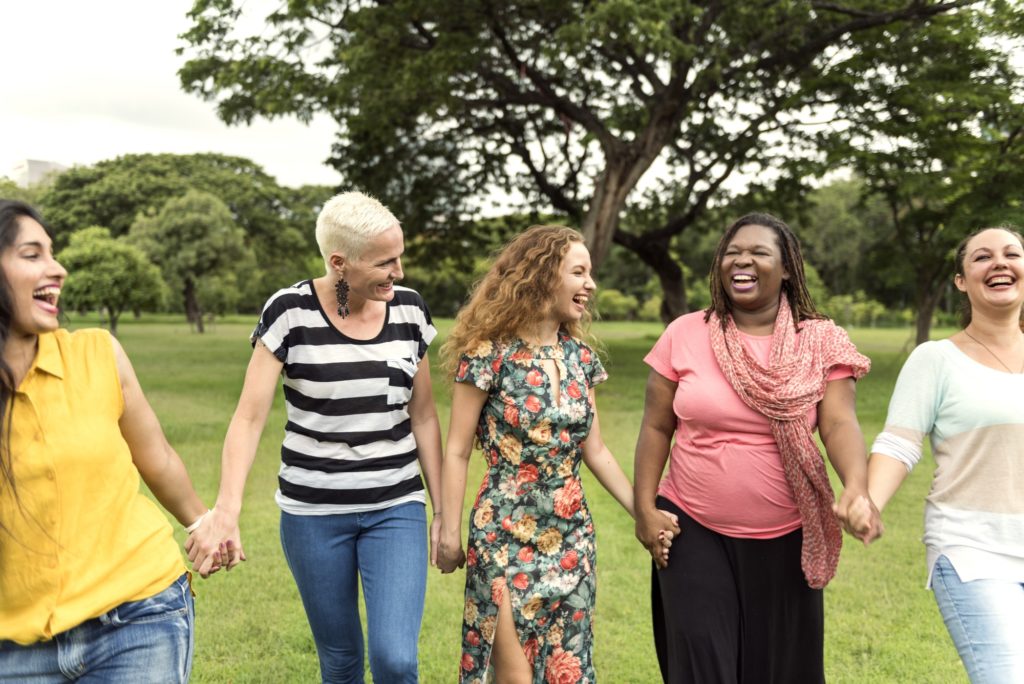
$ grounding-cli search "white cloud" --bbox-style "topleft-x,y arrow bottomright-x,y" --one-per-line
0,0 -> 342,187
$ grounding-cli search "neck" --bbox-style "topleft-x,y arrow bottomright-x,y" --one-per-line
966,308 -> 1024,342
730,302 -> 781,335
3,331 -> 39,387
521,320 -> 561,346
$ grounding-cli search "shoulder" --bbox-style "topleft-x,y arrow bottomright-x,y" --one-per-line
905,339 -> 953,367
659,310 -> 710,341
63,327 -> 115,354
392,284 -> 425,304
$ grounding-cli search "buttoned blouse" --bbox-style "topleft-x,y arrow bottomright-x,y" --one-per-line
0,329 -> 184,644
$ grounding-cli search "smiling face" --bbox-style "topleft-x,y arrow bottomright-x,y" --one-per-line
335,224 -> 405,304
955,228 -> 1024,316
1,216 -> 67,338
549,241 -> 596,325
719,223 -> 789,313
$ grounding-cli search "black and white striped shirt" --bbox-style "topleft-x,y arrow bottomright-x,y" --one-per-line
252,281 -> 436,515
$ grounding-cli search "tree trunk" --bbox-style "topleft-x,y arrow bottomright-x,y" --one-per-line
915,287 -> 940,346
107,307 -> 119,337
580,153 -> 658,268
183,278 -> 205,334
616,232 -> 689,324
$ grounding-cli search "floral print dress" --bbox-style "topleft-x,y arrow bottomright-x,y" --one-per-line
455,334 -> 608,684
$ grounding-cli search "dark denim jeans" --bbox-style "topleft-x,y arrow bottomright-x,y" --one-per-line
0,572 -> 194,682
280,502 -> 427,684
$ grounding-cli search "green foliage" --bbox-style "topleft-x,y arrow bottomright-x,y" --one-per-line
595,288 -> 638,320
39,153 -> 313,309
129,190 -> 255,332
178,0 -> 992,320
57,227 -> 166,335
815,5 -> 1024,342
0,177 -> 44,204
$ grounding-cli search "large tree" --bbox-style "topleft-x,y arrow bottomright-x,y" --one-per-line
179,0 -> 984,320
39,153 -> 312,309
57,227 -> 166,336
819,7 -> 1024,343
129,190 -> 254,332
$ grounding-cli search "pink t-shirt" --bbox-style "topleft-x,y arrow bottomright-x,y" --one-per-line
645,311 -> 853,539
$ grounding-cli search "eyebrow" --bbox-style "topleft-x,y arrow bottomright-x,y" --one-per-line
17,240 -> 49,249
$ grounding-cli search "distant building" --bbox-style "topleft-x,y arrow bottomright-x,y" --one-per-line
7,159 -> 68,187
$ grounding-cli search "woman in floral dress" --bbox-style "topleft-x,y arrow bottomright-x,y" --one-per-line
437,225 -> 664,683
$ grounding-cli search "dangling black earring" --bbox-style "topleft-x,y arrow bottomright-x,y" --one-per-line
335,277 -> 350,318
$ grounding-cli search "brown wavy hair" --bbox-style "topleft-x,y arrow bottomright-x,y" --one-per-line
954,226 -> 1024,330
704,212 -> 825,331
441,225 -> 592,375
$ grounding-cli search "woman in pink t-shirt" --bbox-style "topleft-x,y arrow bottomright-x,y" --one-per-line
633,213 -> 879,683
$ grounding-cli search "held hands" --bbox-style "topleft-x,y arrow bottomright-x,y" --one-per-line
833,492 -> 884,545
636,507 -> 682,570
184,507 -> 247,578
436,537 -> 467,574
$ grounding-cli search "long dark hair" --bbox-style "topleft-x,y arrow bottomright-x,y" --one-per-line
0,200 -> 51,531
954,226 -> 1024,330
704,212 -> 824,330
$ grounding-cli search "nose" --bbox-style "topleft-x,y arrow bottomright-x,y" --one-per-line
392,257 -> 404,281
49,254 -> 68,280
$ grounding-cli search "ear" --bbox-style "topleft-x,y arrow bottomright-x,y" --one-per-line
954,273 -> 967,293
329,252 -> 346,274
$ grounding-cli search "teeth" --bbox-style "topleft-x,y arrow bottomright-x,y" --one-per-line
33,286 -> 61,305
732,275 -> 756,282
988,277 -> 1013,286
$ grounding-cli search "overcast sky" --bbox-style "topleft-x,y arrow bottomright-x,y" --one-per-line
0,1 -> 343,188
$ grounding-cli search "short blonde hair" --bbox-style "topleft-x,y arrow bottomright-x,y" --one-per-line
315,192 -> 400,272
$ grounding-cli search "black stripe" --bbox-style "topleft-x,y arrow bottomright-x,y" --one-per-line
283,385 -> 394,415
285,420 -> 412,446
281,446 -> 418,473
286,360 -> 386,382
278,475 -> 424,505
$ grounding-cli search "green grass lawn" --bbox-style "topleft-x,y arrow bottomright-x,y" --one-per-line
68,315 -> 966,683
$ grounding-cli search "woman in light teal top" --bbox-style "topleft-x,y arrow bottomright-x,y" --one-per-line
852,226 -> 1024,684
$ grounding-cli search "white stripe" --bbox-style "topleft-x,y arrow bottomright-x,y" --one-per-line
279,459 -> 423,490
870,431 -> 921,469
282,430 -> 416,460
285,375 -> 383,399
288,405 -> 409,434
289,340 -> 422,365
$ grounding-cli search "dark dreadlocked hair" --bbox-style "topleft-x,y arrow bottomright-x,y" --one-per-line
704,212 -> 826,331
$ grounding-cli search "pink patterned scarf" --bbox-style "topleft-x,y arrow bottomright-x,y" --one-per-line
708,300 -> 870,589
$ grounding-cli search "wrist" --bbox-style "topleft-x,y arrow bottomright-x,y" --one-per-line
185,507 -> 213,533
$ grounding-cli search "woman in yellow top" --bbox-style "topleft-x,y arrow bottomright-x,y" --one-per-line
0,200 -> 215,682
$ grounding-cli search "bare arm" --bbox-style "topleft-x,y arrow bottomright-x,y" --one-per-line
436,381 -> 488,573
186,341 -> 282,576
866,452 -> 910,513
819,377 -> 883,544
581,389 -> 633,517
113,337 -> 209,531
408,353 -> 443,565
633,369 -> 682,568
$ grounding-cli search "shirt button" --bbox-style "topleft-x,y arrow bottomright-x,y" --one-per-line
46,470 -> 55,480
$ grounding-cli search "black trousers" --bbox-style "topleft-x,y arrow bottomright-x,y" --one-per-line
652,497 -> 825,684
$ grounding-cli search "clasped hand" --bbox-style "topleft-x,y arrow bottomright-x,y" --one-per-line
184,508 -> 247,578
833,492 -> 884,545
635,508 -> 681,570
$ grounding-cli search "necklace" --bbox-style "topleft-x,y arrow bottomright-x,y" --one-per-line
962,329 -> 1024,373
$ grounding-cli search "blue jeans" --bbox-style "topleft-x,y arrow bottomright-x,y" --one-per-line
280,502 -> 427,684
0,572 -> 194,683
932,555 -> 1024,684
